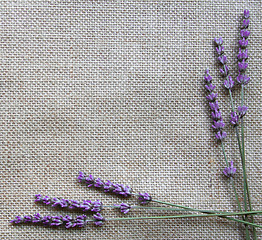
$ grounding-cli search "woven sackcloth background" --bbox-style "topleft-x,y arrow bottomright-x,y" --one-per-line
1,0 -> 261,239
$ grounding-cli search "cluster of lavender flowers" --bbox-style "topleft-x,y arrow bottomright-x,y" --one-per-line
11,173 -> 152,228
78,172 -> 132,197
204,69 -> 226,141
10,213 -> 105,228
35,194 -> 102,212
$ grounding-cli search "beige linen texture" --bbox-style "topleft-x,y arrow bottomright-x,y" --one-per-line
1,1 -> 261,239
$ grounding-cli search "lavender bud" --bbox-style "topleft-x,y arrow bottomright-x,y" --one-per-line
216,45 -> 224,55
10,216 -> 23,224
114,203 -> 132,214
240,29 -> 250,39
238,105 -> 248,118
223,161 -> 236,178
93,213 -> 105,226
238,60 -> 248,72
215,131 -> 227,141
32,213 -> 42,223
94,178 -> 104,188
236,74 -> 250,85
212,120 -> 225,130
224,76 -> 234,89
218,55 -> 227,64
209,101 -> 219,111
244,9 -> 250,19
219,65 -> 229,76
242,19 -> 250,29
204,69 -> 212,83
239,38 -> 248,48
214,37 -> 223,46
230,112 -> 239,126
205,83 -> 216,92
211,110 -> 222,120
237,48 -> 248,61
206,92 -> 217,102
138,192 -> 152,205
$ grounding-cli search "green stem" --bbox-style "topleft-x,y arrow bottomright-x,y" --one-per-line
221,139 -> 250,239
105,211 -> 262,228
241,84 -> 257,239
107,205 -> 262,228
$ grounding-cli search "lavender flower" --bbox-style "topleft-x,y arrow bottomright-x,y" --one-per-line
35,194 -> 102,212
242,19 -> 250,28
224,76 -> 234,89
239,38 -> 248,48
214,37 -> 234,89
238,105 -> 248,118
237,48 -> 248,61
215,131 -> 227,141
214,37 -> 223,45
230,112 -> 239,126
114,203 -> 132,214
138,192 -> 152,204
78,172 -> 133,197
11,214 -> 89,228
93,213 -> 106,226
206,92 -> 217,101
216,45 -> 224,55
219,65 -> 229,76
240,29 -> 250,38
223,161 -> 237,178
236,74 -> 250,85
204,70 -> 226,141
244,9 -> 250,19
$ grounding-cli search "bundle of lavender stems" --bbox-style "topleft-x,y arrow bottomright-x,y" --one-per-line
10,10 -> 261,238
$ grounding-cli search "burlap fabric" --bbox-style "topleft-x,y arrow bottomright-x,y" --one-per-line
1,1 -> 261,239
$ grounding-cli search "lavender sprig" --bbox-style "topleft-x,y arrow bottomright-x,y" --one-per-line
237,10 -> 257,239
78,172 -> 132,197
10,214 -> 98,228
35,194 -> 102,213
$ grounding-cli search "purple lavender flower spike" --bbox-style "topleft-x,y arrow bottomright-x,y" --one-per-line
205,83 -> 216,92
215,131 -> 227,141
239,38 -> 248,48
238,60 -> 248,72
242,19 -> 250,28
238,105 -> 248,118
218,55 -> 227,64
80,200 -> 92,211
240,29 -> 250,39
244,9 -> 250,19
223,161 -> 237,178
214,37 -> 223,46
224,76 -> 234,89
230,112 -> 239,126
206,92 -> 217,102
212,120 -> 225,130
93,213 -> 105,226
138,192 -> 152,205
114,203 -> 132,214
78,172 -> 133,197
219,65 -> 229,76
